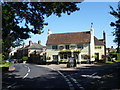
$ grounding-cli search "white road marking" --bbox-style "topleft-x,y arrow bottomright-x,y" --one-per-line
68,75 -> 85,89
28,67 -> 31,72
92,72 -> 97,76
24,65 -> 27,67
50,68 -> 75,90
23,65 -> 31,79
23,73 -> 29,79
7,83 -> 17,88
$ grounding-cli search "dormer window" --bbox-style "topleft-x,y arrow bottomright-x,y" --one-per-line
52,45 -> 58,50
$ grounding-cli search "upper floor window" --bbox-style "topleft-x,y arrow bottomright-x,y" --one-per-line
77,44 -> 83,49
52,45 -> 58,50
59,46 -> 64,50
70,45 -> 76,49
65,45 -> 69,49
95,46 -> 101,49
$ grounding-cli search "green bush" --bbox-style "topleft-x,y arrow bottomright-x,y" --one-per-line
22,56 -> 28,61
117,53 -> 120,60
46,56 -> 51,60
2,60 -> 6,64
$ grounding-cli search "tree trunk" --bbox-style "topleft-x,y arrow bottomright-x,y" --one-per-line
117,43 -> 120,53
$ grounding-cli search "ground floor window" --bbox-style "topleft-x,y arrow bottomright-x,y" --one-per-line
81,54 -> 89,59
95,53 -> 99,61
53,55 -> 58,60
73,53 -> 79,59
59,52 -> 71,59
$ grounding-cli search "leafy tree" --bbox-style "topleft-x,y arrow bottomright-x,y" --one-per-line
2,2 -> 81,59
110,2 -> 120,53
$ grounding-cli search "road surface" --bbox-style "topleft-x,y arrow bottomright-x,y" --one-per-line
2,64 -> 70,89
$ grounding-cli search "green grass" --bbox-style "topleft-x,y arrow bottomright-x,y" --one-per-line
106,60 -> 120,64
114,60 -> 120,62
0,63 -> 13,67
106,61 -> 113,64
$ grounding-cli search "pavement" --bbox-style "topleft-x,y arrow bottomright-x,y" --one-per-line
8,66 -> 15,71
36,63 -> 100,71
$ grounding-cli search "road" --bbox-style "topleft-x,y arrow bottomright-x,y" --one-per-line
3,63 -> 120,90
2,64 -> 70,89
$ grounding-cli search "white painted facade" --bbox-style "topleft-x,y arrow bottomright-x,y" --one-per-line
94,45 -> 105,60
46,27 -> 105,63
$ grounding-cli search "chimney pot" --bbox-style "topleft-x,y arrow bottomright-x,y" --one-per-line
38,40 -> 41,44
111,46 -> 113,48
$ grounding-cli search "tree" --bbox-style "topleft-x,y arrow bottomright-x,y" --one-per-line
110,2 -> 120,53
2,2 -> 81,59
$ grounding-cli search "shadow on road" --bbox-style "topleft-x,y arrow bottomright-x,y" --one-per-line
2,70 -> 69,90
60,62 -> 120,90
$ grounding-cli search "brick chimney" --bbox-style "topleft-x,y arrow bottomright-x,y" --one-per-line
29,40 -> 32,46
38,40 -> 41,44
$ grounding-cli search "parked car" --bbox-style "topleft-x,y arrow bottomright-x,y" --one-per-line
5,59 -> 15,64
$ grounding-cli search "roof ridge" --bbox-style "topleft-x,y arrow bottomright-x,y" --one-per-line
51,31 -> 90,35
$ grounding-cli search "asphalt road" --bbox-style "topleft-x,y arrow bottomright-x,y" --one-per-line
2,64 -> 69,89
3,63 -> 120,90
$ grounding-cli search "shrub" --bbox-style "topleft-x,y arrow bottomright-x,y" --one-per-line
22,56 -> 28,61
117,53 -> 120,60
46,56 -> 51,60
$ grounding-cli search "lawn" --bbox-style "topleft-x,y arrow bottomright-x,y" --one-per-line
106,60 -> 120,64
0,63 -> 13,67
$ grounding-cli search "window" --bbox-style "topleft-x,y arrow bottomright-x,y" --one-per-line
60,53 -> 71,59
95,46 -> 101,49
77,44 -> 83,49
81,54 -> 89,59
53,55 -> 58,60
60,54 -> 64,59
74,53 -> 79,59
64,54 -> 67,59
65,45 -> 69,49
70,45 -> 76,49
60,54 -> 67,59
52,45 -> 58,50
59,46 -> 64,50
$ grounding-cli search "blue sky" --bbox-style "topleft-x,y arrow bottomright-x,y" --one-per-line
23,2 -> 118,48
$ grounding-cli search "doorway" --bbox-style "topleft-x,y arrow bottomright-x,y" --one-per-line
95,53 -> 99,61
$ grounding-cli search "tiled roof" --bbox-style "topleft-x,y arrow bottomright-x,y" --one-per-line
46,31 -> 91,45
46,31 -> 104,45
94,37 -> 104,45
23,43 -> 46,49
